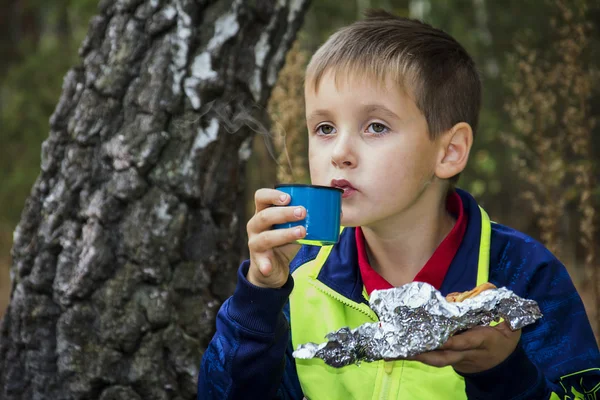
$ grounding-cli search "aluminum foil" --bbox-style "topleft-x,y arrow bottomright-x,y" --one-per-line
293,282 -> 542,368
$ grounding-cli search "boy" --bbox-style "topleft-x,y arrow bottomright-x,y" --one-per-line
198,10 -> 600,399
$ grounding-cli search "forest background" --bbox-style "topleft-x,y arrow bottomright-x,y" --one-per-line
0,0 -> 599,337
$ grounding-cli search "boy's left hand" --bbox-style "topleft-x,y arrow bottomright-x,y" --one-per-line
410,322 -> 521,374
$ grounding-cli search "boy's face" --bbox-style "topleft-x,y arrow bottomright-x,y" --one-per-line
305,71 -> 445,228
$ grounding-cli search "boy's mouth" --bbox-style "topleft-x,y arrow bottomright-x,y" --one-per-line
331,179 -> 357,198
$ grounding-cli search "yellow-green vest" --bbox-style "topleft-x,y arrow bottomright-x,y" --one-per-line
290,207 -> 492,400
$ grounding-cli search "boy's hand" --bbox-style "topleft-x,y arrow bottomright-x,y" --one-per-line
246,189 -> 306,289
410,322 -> 521,374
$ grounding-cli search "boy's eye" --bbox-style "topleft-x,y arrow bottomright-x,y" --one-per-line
317,125 -> 335,135
367,123 -> 388,134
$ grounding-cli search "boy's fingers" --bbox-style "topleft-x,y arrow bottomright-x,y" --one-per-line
254,188 -> 290,212
248,226 -> 306,253
255,257 -> 273,276
247,206 -> 306,234
411,350 -> 465,368
493,321 -> 519,337
440,328 -> 486,351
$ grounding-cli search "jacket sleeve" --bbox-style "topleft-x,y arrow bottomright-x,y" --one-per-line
197,260 -> 303,400
461,247 -> 600,399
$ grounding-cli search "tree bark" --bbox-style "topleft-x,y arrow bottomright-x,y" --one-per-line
0,0 -> 310,399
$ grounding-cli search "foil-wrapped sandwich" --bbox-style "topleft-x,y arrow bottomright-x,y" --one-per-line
293,282 -> 542,368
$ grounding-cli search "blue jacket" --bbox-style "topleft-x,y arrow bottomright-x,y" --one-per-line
198,189 -> 600,399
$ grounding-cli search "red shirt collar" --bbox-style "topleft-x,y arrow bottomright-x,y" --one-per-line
356,190 -> 467,295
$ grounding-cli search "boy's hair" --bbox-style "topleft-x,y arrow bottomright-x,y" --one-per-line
306,10 -> 482,143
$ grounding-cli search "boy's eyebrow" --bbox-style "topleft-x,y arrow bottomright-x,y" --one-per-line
363,104 -> 401,120
306,109 -> 333,122
307,105 -> 401,122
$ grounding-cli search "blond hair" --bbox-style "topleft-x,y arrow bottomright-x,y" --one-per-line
306,10 -> 482,142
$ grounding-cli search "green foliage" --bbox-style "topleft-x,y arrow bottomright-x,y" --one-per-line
301,0 -> 410,52
419,1 -> 544,202
0,0 -> 98,227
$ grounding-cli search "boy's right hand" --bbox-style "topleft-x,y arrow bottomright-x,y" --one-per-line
246,189 -> 306,288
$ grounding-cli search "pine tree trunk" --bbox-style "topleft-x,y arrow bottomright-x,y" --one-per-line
0,0 -> 309,399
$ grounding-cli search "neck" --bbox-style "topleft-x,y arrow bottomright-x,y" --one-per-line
361,184 -> 456,287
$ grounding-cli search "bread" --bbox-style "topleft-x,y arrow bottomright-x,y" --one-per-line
445,282 -> 497,303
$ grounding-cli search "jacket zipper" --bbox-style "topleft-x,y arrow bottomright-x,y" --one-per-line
379,361 -> 394,399
309,279 -> 378,321
309,279 -> 397,399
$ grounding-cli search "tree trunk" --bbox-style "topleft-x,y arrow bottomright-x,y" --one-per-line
0,0 -> 309,399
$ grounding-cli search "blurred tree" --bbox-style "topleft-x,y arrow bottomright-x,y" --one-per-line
419,0 -> 600,339
269,40 -> 310,186
415,0 -> 550,231
0,0 -> 309,399
0,0 -> 40,85
0,0 -> 99,228
503,0 -> 599,337
301,0 -> 409,52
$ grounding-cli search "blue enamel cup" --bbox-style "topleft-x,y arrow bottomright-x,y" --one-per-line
274,184 -> 343,245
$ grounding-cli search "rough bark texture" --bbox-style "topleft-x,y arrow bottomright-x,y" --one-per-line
0,0 -> 309,398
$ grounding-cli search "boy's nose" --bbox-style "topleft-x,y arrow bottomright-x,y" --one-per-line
331,157 -> 354,167
330,135 -> 357,168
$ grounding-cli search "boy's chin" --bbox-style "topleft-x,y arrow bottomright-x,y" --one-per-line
340,216 -> 359,228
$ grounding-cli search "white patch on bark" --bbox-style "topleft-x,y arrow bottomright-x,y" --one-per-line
78,241 -> 98,275
250,2 -> 283,101
263,0 -> 306,96
143,268 -> 159,278
184,8 -> 240,109
184,53 -> 216,109
43,179 -> 67,211
151,0 -> 160,8
207,11 -> 240,52
250,29 -> 273,101
267,41 -> 288,88
287,0 -> 305,23
255,32 -> 270,70
193,117 -> 220,149
155,199 -> 172,224
190,53 -> 218,80
238,137 -> 253,161
56,220 -> 107,299
170,0 -> 192,97
84,189 -> 106,219
104,134 -> 132,170
107,18 -> 120,61
162,5 -> 177,20
182,118 -> 220,175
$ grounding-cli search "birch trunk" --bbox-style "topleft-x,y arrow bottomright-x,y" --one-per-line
0,0 -> 309,398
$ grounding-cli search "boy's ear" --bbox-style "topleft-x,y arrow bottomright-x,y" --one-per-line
435,122 -> 473,180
